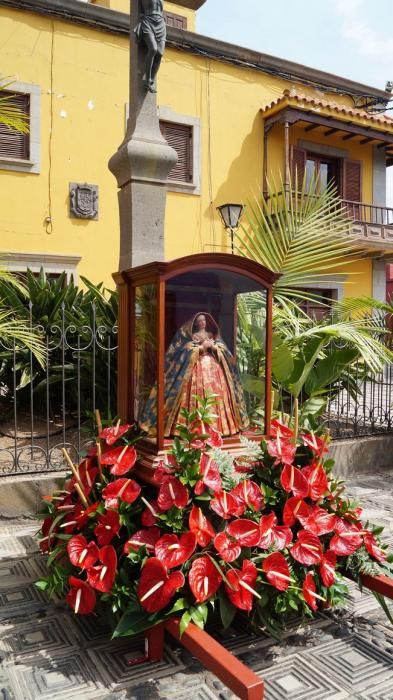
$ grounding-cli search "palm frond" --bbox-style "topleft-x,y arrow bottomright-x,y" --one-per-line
0,310 -> 45,366
0,268 -> 28,296
238,173 -> 363,301
0,78 -> 30,134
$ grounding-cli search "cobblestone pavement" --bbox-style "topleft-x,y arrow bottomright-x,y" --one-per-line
2,472 -> 393,699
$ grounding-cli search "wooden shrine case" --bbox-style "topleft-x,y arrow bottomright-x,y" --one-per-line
114,253 -> 278,469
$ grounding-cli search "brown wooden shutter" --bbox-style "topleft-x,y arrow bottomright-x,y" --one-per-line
160,121 -> 193,183
164,11 -> 187,29
290,146 -> 307,185
343,159 -> 362,202
0,92 -> 29,159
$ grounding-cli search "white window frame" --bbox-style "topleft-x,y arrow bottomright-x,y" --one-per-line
1,253 -> 81,284
0,81 -> 40,174
158,106 -> 201,195
295,277 -> 347,303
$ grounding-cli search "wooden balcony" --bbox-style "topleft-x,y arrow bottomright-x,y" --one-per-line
343,200 -> 393,250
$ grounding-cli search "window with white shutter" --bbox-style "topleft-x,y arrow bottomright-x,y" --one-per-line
0,91 -> 30,160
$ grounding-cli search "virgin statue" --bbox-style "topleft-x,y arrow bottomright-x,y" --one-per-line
140,312 -> 249,437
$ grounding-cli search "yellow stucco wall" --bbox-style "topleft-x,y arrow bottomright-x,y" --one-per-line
0,5 -> 378,294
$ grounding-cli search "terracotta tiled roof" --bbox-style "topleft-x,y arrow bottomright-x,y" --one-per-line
262,88 -> 393,128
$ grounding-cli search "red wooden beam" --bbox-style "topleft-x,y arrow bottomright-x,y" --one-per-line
360,573 -> 393,599
165,617 -> 264,700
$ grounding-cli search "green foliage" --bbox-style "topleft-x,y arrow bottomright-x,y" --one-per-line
0,268 -> 117,421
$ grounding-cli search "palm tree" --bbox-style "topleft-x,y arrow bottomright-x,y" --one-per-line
0,269 -> 44,365
236,175 -> 392,418
239,174 -> 360,305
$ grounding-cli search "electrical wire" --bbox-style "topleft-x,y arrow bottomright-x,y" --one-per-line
169,38 -> 393,112
46,18 -> 54,235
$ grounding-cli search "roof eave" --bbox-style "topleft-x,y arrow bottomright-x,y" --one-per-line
0,0 -> 390,102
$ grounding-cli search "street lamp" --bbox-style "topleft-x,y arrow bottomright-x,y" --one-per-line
216,203 -> 245,254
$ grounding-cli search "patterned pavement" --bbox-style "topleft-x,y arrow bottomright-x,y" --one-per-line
2,473 -> 393,699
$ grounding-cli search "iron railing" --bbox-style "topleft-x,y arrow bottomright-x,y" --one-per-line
325,364 -> 393,439
1,307 -> 393,476
0,303 -> 117,476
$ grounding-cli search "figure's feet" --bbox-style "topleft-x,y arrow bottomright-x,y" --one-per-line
142,78 -> 157,93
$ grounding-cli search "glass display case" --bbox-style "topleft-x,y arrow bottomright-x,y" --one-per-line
114,253 -> 279,456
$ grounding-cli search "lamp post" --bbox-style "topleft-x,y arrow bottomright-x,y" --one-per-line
216,203 -> 245,254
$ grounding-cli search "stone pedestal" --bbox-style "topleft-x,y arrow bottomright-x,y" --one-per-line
108,0 -> 177,269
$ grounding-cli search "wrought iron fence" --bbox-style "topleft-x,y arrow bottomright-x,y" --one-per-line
0,303 -> 117,476
325,363 -> 393,440
1,306 -> 393,477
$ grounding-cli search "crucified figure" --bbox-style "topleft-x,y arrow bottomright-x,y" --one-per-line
134,0 -> 166,93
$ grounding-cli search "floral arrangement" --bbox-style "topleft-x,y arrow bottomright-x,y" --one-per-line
36,403 -> 393,638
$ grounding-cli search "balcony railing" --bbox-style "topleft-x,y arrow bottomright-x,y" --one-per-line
264,190 -> 393,248
342,200 -> 393,227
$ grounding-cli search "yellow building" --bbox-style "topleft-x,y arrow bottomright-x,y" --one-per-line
1,0 -> 393,303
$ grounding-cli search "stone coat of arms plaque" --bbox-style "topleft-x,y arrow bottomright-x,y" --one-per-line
69,183 -> 99,220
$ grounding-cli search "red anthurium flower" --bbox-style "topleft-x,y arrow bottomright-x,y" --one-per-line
263,552 -> 292,591
199,454 -> 223,494
302,572 -> 321,611
102,478 -> 141,506
283,497 -> 311,527
157,477 -> 189,512
138,558 -> 185,613
189,556 -> 222,603
270,420 -> 294,439
75,502 -> 100,529
320,551 -> 336,587
189,506 -> 215,546
87,545 -> 117,593
39,516 -> 56,553
58,506 -> 85,535
301,431 -> 329,457
225,560 -> 260,611
280,464 -> 309,498
267,437 -> 297,466
226,519 -> 261,547
206,426 -> 223,448
290,530 -> 323,565
66,577 -> 96,615
94,510 -> 120,546
99,423 -> 131,445
364,533 -> 386,563
141,498 -> 160,526
123,527 -> 161,554
298,506 -> 336,536
302,463 -> 329,501
214,532 -> 241,563
329,518 -> 363,556
259,512 -> 292,551
155,532 -> 196,569
152,462 -> 175,485
101,445 -> 137,476
67,535 -> 99,570
210,491 -> 241,519
194,480 -> 206,495
78,460 -> 99,497
67,460 -> 97,498
230,480 -> 264,514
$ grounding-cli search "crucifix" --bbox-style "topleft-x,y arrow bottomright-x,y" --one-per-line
135,0 -> 166,93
